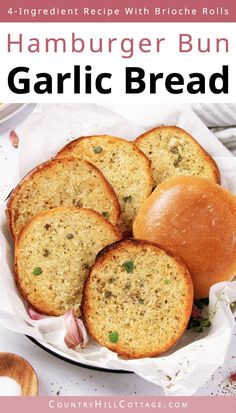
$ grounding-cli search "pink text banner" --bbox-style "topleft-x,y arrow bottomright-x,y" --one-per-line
0,0 -> 236,22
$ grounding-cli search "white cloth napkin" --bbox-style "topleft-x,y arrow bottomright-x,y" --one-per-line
191,103 -> 236,155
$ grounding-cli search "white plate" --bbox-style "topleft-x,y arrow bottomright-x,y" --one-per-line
27,336 -> 129,373
0,103 -> 30,125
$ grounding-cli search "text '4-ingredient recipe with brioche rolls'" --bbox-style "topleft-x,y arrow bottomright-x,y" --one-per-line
6,125 -> 236,359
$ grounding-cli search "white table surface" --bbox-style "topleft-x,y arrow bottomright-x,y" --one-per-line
0,105 -> 235,396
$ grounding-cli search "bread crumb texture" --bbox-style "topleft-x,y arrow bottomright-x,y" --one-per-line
135,126 -> 220,187
15,207 -> 121,316
8,157 -> 120,238
83,239 -> 193,359
56,136 -> 153,235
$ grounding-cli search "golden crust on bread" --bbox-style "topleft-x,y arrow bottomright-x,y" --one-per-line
133,176 -> 236,298
135,126 -> 220,187
56,135 -> 153,236
14,207 -> 121,316
6,157 -> 121,239
82,239 -> 193,359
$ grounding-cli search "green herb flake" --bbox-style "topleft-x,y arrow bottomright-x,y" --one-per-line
93,146 -> 103,154
33,267 -> 42,276
123,261 -> 134,273
173,155 -> 183,167
43,249 -> 50,257
105,291 -> 112,299
108,277 -> 115,284
164,278 -> 170,285
66,234 -> 74,240
102,211 -> 110,219
108,331 -> 119,343
170,146 -> 179,155
123,195 -> 132,203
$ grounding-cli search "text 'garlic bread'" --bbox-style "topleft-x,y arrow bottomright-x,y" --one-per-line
14,207 -> 121,316
56,135 -> 153,235
7,157 -> 121,239
82,239 -> 193,359
135,126 -> 220,187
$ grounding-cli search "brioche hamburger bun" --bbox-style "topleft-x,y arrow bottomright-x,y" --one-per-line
133,176 -> 236,299
82,239 -> 193,359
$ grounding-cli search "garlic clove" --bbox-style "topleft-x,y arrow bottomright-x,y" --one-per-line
9,130 -> 19,148
64,310 -> 89,351
28,306 -> 48,320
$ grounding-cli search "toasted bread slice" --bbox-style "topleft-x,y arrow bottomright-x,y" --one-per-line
56,136 -> 153,235
82,239 -> 193,359
135,126 -> 220,187
7,157 -> 121,239
14,207 -> 121,316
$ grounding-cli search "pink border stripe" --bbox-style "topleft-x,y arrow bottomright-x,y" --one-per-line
0,0 -> 236,22
0,396 -> 235,413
